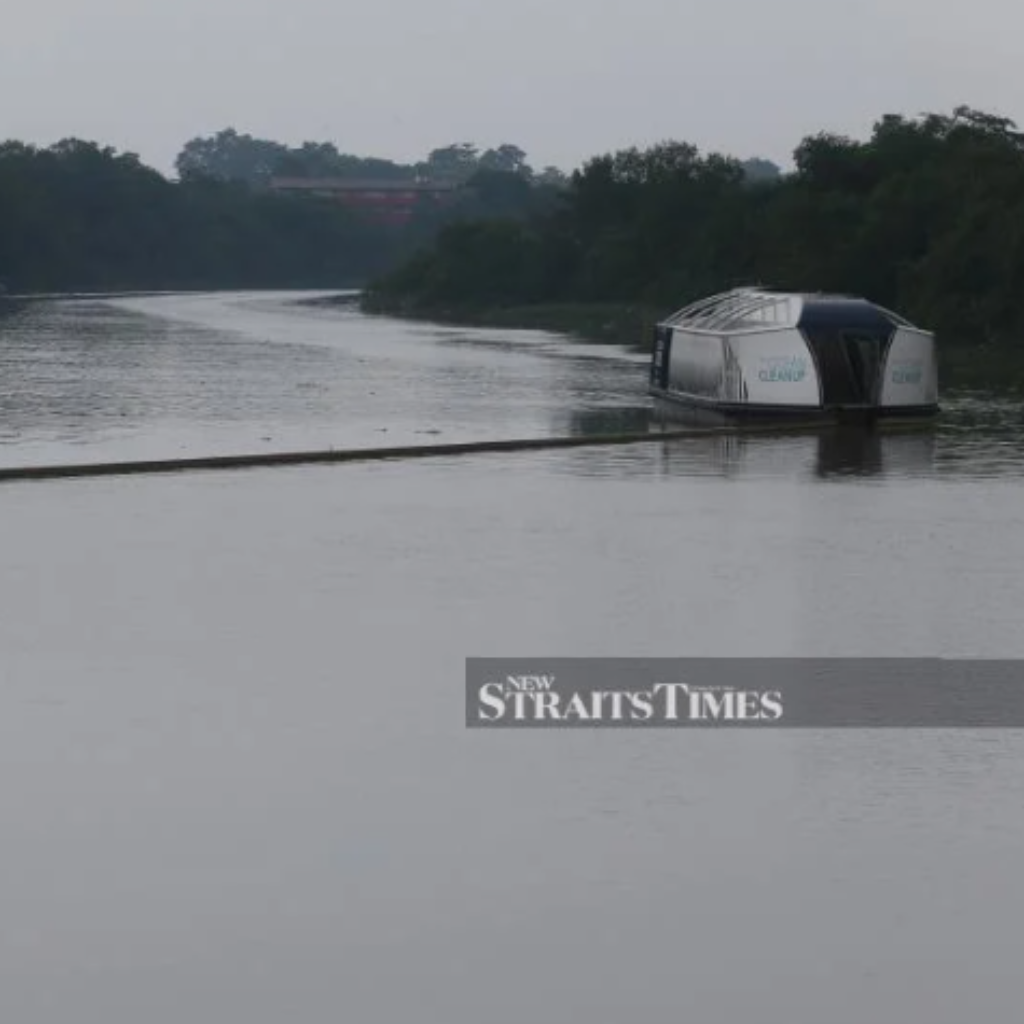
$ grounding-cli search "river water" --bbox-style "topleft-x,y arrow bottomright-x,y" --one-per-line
1,291 -> 1023,1023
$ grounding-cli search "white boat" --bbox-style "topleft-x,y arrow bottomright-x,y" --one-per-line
648,287 -> 939,423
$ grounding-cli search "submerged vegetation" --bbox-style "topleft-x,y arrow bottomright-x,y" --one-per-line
364,106 -> 1024,355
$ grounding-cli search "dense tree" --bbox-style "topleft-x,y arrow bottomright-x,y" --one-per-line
0,135 -> 559,293
174,132 -> 548,189
272,141 -> 412,181
478,144 -> 531,176
19,108 -> 1022,354
0,139 -> 393,291
364,106 -> 1024,348
535,165 -> 570,188
175,129 -> 288,186
741,157 -> 782,182
416,143 -> 480,182
176,130 -> 417,185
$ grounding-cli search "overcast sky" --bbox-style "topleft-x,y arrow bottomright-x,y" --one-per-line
2,0 -> 1022,176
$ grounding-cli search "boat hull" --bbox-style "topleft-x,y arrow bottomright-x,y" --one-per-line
650,388 -> 939,428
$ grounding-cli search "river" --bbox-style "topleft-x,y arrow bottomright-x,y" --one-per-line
1,291 -> 1023,1024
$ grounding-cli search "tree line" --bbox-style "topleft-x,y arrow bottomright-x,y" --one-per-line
0,126 -> 783,296
175,130 -> 571,188
0,139 -> 398,292
363,106 -> 1024,349
0,135 -> 569,293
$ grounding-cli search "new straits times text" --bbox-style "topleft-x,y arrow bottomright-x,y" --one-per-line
465,659 -> 1024,728
478,676 -> 782,723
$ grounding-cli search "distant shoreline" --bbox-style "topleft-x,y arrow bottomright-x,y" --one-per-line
356,295 -> 1024,391
2,286 -> 365,303
356,296 -> 665,352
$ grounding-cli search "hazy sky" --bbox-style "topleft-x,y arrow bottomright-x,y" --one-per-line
3,0 -> 1022,176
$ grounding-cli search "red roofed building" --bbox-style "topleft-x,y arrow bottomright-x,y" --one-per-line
268,177 -> 463,225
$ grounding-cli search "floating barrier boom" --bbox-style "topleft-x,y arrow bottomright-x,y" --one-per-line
0,420 -> 931,484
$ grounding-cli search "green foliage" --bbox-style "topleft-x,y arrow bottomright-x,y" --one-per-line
741,157 -> 782,182
535,166 -> 570,188
0,138 -> 393,291
0,135 -> 562,293
418,143 -> 481,182
478,144 -> 530,176
175,131 -> 548,187
175,129 -> 287,186
365,106 -> 1024,348
363,219 -> 547,311
175,129 -> 416,186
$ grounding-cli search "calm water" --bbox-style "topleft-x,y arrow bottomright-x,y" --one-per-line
2,292 -> 1024,1024
0,290 -> 650,463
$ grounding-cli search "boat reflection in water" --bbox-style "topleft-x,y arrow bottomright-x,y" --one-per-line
814,425 -> 936,478
554,403 -> 936,482
651,422 -> 936,481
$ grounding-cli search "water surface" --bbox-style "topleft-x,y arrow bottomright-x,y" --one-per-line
0,291 -> 648,464
1,292 -> 1022,1024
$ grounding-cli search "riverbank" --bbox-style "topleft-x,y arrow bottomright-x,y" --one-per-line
354,294 -> 1024,390
356,296 -> 665,350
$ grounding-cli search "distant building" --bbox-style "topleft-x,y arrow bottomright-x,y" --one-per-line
268,177 -> 463,225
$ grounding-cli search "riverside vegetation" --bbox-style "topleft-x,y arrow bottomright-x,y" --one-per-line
0,135 -> 563,293
362,106 -> 1024,387
4,110 -> 1024,386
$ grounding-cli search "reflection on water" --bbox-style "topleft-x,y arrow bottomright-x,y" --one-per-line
565,396 -> 1024,482
816,426 -> 887,476
540,424 -> 940,482
560,405 -> 654,436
